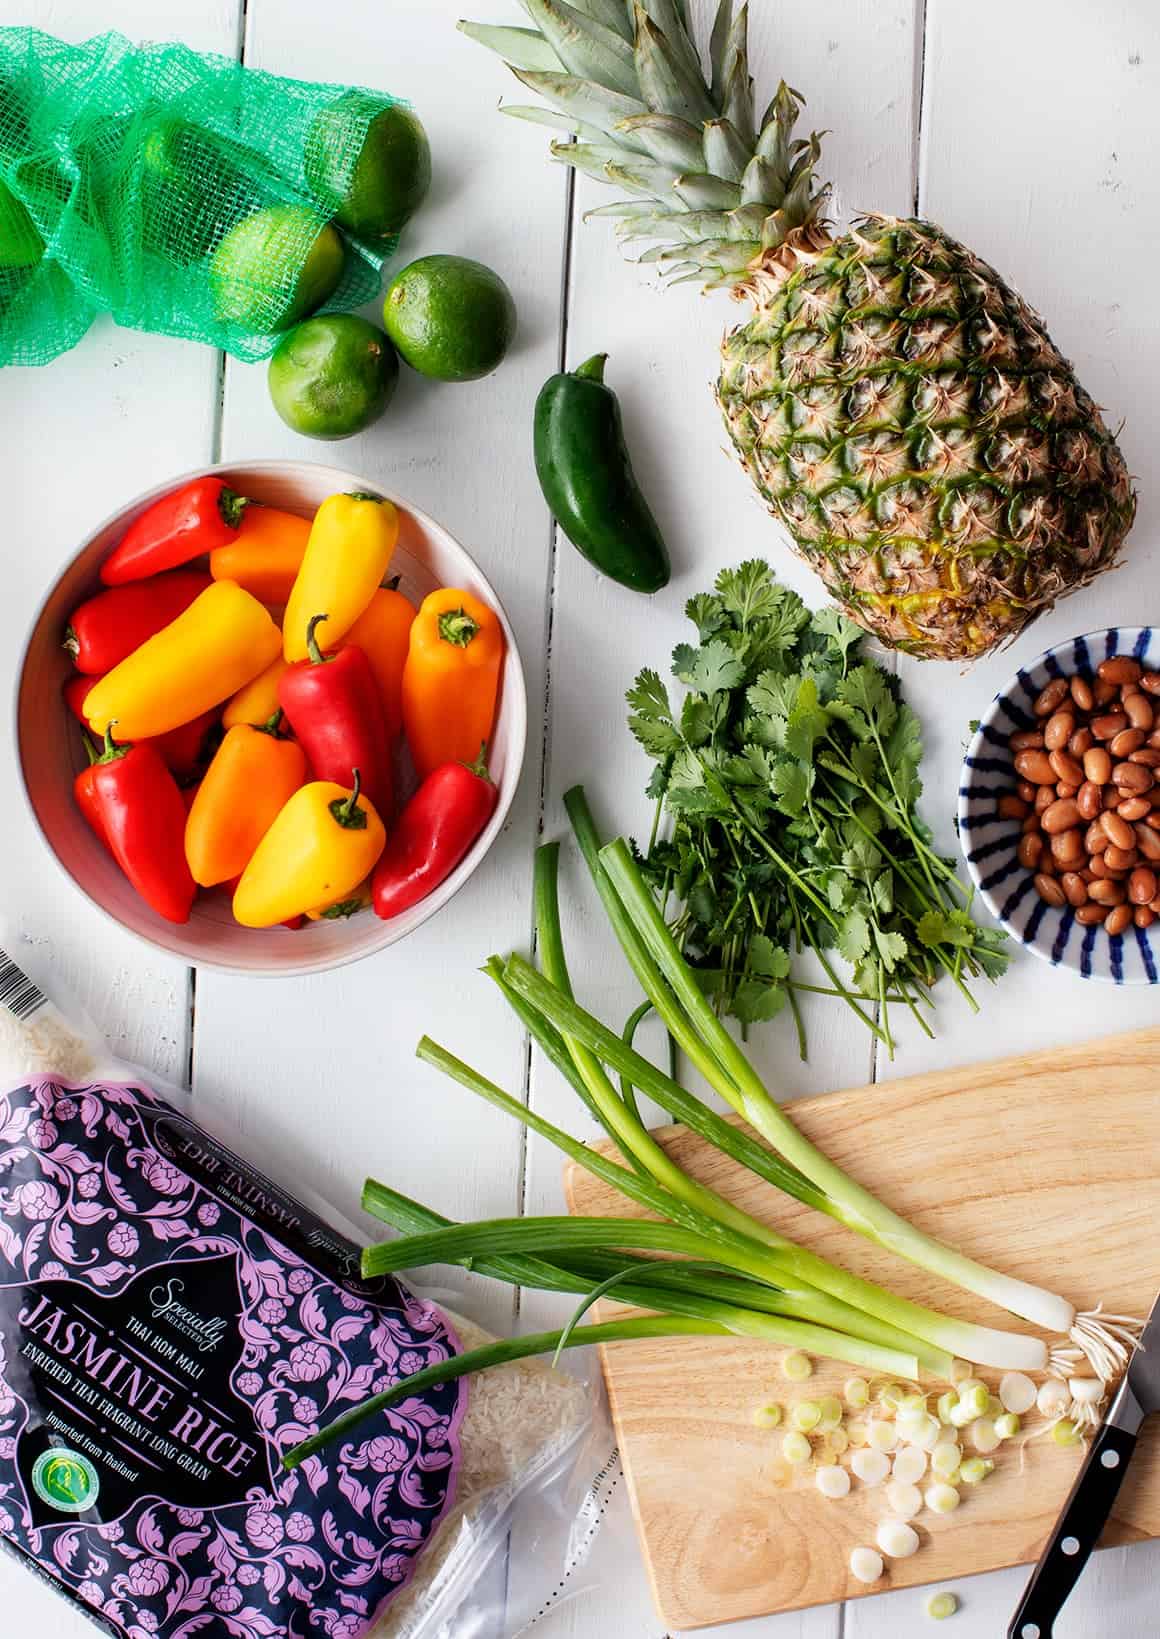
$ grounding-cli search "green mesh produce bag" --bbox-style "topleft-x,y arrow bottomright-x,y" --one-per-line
0,28 -> 403,364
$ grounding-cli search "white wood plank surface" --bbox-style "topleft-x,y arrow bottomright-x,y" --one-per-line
0,1 -> 1156,1637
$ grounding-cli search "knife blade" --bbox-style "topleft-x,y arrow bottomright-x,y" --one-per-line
1007,1294 -> 1159,1639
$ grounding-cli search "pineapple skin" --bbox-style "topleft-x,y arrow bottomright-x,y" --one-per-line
717,216 -> 1136,660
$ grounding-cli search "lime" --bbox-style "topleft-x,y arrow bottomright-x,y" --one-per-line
0,177 -> 42,270
268,314 -> 399,440
140,120 -> 276,264
210,205 -> 345,333
383,254 -> 516,382
305,94 -> 431,241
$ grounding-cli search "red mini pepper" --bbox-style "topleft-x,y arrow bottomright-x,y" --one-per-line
278,613 -> 393,822
73,737 -> 112,853
87,729 -> 197,924
372,746 -> 496,920
100,478 -> 250,585
65,570 -> 212,674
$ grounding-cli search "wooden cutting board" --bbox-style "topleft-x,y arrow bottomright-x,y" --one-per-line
562,1027 -> 1160,1630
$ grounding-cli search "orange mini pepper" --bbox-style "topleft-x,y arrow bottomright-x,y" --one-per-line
343,580 -> 415,739
210,506 -> 312,605
185,716 -> 307,887
222,655 -> 291,729
402,589 -> 504,781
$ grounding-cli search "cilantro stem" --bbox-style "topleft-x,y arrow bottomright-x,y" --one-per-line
785,980 -> 807,1062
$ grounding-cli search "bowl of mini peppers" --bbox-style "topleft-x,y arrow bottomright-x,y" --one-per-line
16,460 -> 526,973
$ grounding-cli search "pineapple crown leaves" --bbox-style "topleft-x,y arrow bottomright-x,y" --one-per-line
459,1 -> 829,289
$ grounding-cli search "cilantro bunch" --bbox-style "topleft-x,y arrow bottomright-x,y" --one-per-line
626,562 -> 1007,1058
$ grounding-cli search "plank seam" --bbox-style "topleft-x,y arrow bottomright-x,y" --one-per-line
912,0 -> 931,217
515,163 -> 578,1303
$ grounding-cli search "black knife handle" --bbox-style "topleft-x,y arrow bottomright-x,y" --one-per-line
1007,1421 -> 1138,1639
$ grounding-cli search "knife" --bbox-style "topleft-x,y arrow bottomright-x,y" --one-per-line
1008,1294 -> 1159,1639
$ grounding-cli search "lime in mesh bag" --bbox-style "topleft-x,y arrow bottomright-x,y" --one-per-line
0,28 -> 409,365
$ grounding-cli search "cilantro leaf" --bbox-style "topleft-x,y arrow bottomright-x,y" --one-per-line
627,669 -> 682,758
714,559 -> 784,626
811,607 -> 864,671
915,908 -> 976,949
874,928 -> 908,971
835,664 -> 898,738
885,703 -> 924,808
672,639 -> 746,695
749,934 -> 791,980
686,592 -> 727,640
730,978 -> 789,1025
770,758 -> 810,816
836,909 -> 870,963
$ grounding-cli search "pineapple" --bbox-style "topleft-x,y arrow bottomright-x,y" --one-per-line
462,1 -> 1135,660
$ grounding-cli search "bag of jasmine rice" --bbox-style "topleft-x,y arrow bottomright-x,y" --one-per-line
0,943 -> 605,1638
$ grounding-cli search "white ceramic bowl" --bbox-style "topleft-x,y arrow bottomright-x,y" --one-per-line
16,459 -> 527,975
958,627 -> 1158,984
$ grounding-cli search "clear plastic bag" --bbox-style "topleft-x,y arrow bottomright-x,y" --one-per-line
0,935 -> 613,1638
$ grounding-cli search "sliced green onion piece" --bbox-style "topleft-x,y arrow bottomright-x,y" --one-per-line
892,1445 -> 927,1484
927,1590 -> 959,1619
783,1430 -> 811,1465
851,1448 -> 890,1485
886,1478 -> 923,1519
792,1400 -> 822,1432
999,1372 -> 1037,1415
936,1390 -> 959,1424
959,1457 -> 993,1483
931,1440 -> 962,1476
850,1546 -> 884,1583
877,1519 -> 919,1558
825,1427 -> 849,1456
995,1412 -> 1020,1440
845,1376 -> 870,1409
1052,1419 -> 1081,1447
986,1394 -> 1004,1419
782,1350 -> 813,1381
753,1403 -> 783,1429
817,1395 -> 843,1431
868,1419 -> 898,1453
925,1481 -> 961,1514
816,1463 -> 851,1498
970,1418 -> 1000,1454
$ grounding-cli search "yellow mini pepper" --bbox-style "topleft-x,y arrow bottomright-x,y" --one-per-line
232,773 -> 386,928
402,588 -> 505,780
84,581 -> 282,740
305,880 -> 373,920
222,655 -> 291,729
283,492 -> 399,661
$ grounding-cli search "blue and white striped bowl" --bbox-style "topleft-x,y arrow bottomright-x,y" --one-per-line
959,627 -> 1160,984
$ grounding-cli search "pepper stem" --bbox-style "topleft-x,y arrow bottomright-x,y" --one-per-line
462,741 -> 493,783
306,613 -> 330,666
345,491 -> 384,503
258,709 -> 284,737
574,352 -> 608,383
438,607 -> 480,647
330,769 -> 369,830
218,487 -> 251,530
95,723 -> 129,764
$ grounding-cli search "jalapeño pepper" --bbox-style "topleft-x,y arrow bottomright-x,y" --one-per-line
533,352 -> 669,594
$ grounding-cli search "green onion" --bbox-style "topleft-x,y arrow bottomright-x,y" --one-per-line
501,958 -> 1033,1372
753,1403 -> 782,1428
283,1316 -> 727,1471
926,1591 -> 959,1620
595,834 -> 1070,1349
792,1400 -> 822,1432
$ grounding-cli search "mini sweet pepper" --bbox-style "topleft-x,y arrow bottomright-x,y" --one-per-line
232,772 -> 386,928
282,492 -> 399,661
402,588 -> 504,780
184,715 -> 307,886
84,581 -> 282,740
